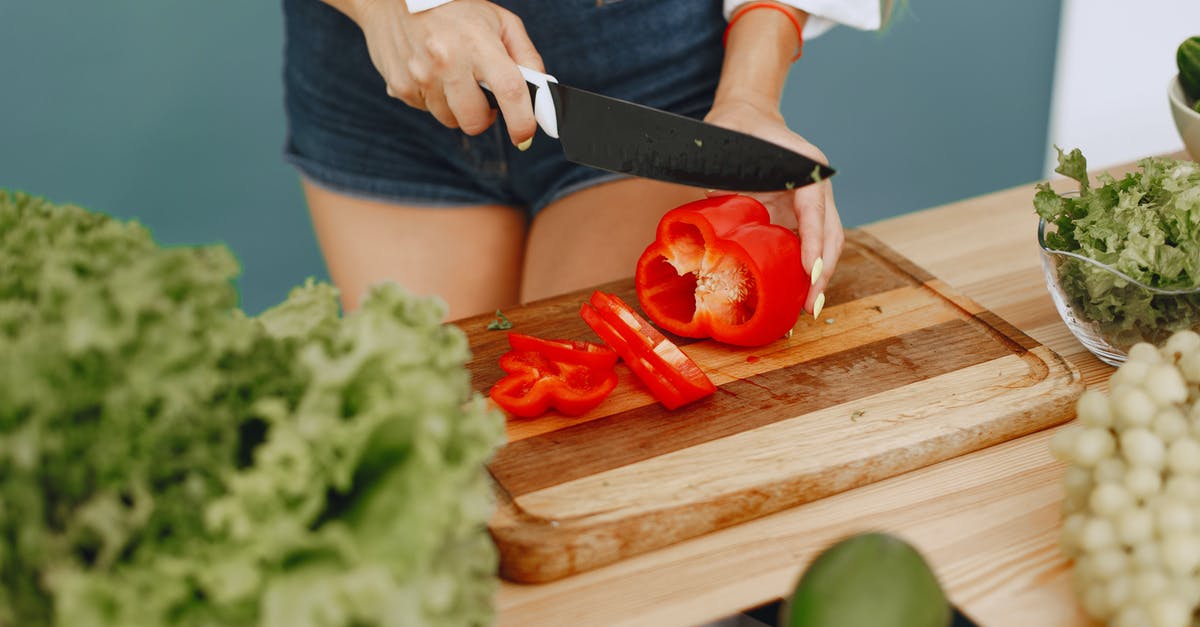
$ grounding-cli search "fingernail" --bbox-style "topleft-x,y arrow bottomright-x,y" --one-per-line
812,292 -> 825,319
810,257 -> 823,286
517,137 -> 533,151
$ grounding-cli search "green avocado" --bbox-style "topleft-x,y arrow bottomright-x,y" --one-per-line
783,532 -> 951,627
1179,36 -> 1200,102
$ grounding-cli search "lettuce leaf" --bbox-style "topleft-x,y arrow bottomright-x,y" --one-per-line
0,191 -> 504,626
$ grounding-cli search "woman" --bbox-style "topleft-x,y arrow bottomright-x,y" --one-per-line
283,0 -> 887,320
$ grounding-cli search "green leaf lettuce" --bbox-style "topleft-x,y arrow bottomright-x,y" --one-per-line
1035,147 -> 1200,349
0,191 -> 505,626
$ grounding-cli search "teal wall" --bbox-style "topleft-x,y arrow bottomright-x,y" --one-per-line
789,0 -> 1063,219
0,1 -> 1061,313
1,2 -> 316,314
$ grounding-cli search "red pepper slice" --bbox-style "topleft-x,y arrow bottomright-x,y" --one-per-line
589,291 -> 716,400
580,291 -> 715,410
506,332 -> 619,370
580,303 -> 690,410
635,194 -> 808,347
489,349 -> 618,418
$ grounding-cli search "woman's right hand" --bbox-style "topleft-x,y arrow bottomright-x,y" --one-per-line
348,0 -> 544,146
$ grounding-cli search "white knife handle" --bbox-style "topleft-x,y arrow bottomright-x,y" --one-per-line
480,65 -> 559,139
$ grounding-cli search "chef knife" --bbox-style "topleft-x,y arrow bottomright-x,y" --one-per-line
482,66 -> 835,192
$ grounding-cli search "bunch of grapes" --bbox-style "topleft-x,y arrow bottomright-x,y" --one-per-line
1053,331 -> 1200,627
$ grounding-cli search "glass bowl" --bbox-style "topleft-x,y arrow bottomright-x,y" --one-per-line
1038,218 -> 1200,366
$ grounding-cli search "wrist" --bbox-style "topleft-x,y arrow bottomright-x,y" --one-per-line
715,3 -> 806,109
711,88 -> 783,118
707,96 -> 783,124
726,2 -> 806,62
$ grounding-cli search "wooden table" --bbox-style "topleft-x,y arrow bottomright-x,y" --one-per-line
495,156 -> 1176,627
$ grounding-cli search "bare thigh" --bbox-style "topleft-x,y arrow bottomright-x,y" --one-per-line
302,180 -> 527,320
521,178 -> 705,303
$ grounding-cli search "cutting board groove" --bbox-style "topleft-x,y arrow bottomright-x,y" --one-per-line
461,230 -> 1082,583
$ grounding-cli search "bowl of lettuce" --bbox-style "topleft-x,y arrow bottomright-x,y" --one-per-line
1035,148 -> 1200,366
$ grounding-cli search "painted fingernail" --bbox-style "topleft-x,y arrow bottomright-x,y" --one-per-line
812,292 -> 825,319
810,257 -> 823,286
517,137 -> 533,151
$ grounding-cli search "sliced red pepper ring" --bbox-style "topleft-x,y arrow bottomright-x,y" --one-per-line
580,303 -> 690,410
589,291 -> 716,400
506,332 -> 618,370
489,348 -> 618,418
580,292 -> 715,410
635,194 -> 808,347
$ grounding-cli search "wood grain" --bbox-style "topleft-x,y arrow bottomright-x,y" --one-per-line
493,283 -> 960,444
495,424 -> 1080,627
491,155 -> 1179,627
491,319 -> 1006,497
465,230 -> 1084,583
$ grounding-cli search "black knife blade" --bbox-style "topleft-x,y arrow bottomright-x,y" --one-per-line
546,82 -> 834,192
482,77 -> 835,192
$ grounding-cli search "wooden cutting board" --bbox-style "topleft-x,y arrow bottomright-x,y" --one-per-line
461,230 -> 1082,584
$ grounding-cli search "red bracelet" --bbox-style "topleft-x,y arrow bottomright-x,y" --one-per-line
722,1 -> 805,62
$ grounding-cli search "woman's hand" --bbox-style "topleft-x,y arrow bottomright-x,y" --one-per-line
345,0 -> 544,146
704,98 -> 843,317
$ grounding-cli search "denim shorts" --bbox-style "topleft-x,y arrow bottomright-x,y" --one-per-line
282,0 -> 725,217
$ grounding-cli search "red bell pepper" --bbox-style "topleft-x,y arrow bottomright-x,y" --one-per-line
489,347 -> 618,418
635,194 -> 808,347
580,291 -> 715,410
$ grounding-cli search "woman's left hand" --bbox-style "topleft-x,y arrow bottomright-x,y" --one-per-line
704,97 -> 843,317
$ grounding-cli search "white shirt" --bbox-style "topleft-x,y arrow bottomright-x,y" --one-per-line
404,0 -> 885,39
